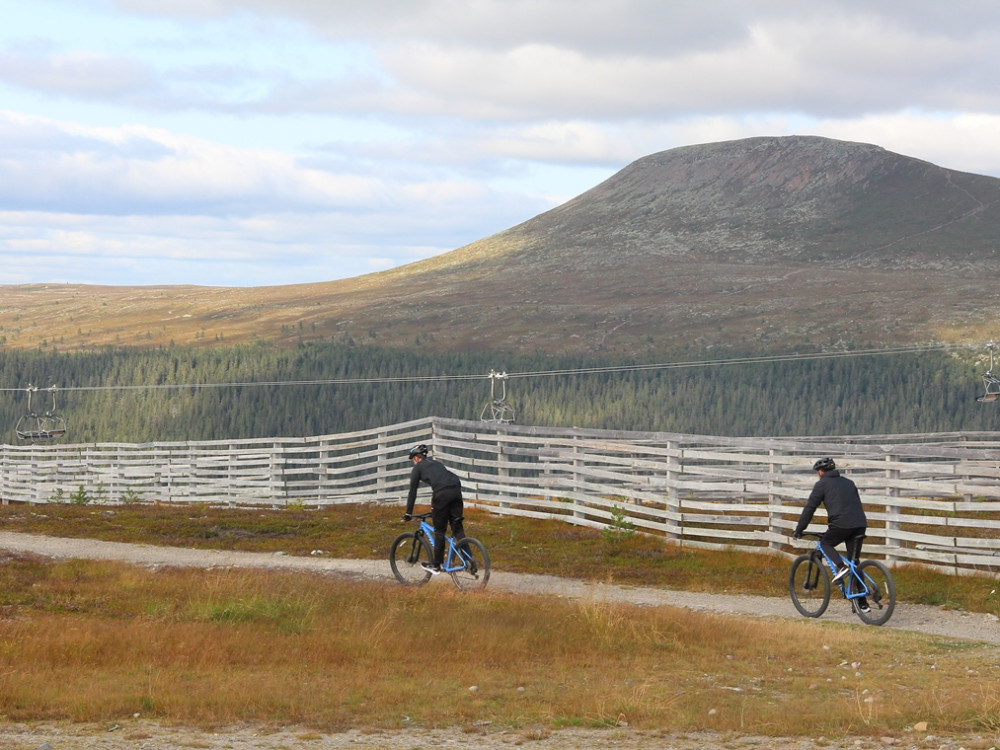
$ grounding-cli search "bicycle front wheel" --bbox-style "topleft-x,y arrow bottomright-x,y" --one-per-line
450,537 -> 490,592
789,553 -> 831,617
854,560 -> 896,626
389,531 -> 432,586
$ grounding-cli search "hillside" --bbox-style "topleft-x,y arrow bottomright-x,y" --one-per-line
3,135 -> 1000,357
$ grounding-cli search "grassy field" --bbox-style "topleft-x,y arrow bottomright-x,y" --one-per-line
1,501 -> 999,739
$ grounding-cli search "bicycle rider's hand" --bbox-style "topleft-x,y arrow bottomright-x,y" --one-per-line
402,513 -> 413,521
792,530 -> 802,539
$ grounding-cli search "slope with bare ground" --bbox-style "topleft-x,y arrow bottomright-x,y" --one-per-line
3,136 -> 1000,357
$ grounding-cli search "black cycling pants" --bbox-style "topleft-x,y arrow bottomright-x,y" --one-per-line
821,526 -> 866,570
430,486 -> 465,566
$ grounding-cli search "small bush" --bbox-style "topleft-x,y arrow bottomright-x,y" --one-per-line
120,488 -> 144,505
69,485 -> 91,505
602,503 -> 637,548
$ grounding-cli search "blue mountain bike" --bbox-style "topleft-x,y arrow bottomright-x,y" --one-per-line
789,532 -> 896,626
389,512 -> 490,591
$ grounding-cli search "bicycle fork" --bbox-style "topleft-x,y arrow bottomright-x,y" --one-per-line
408,532 -> 428,565
803,553 -> 824,590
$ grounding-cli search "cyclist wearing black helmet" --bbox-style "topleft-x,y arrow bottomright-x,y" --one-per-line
794,458 -> 868,588
403,444 -> 466,575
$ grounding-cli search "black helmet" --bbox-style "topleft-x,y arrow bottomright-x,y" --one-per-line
812,457 -> 836,472
408,444 -> 429,459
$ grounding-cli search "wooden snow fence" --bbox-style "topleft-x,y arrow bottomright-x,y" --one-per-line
4,417 -> 1000,574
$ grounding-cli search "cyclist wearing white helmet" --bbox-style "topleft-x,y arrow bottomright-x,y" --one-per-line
403,444 -> 466,575
794,458 -> 868,586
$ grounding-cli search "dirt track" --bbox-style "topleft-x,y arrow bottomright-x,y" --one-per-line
2,531 -> 999,749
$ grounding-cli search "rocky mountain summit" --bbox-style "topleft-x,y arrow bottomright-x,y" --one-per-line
496,135 -> 1000,269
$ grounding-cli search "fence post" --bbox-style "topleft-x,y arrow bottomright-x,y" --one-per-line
270,441 -> 284,506
112,444 -> 123,503
84,445 -> 95,503
313,437 -> 326,504
0,442 -> 6,505
226,442 -> 237,505
161,444 -> 172,504
572,430 -> 585,521
185,442 -> 196,505
32,448 -> 43,504
496,427 -> 510,508
540,438 -> 553,506
665,440 -> 680,541
768,448 -> 784,551
372,431 -> 388,502
884,454 -> 901,565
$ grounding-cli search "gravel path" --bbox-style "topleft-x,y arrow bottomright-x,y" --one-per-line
2,531 -> 998,749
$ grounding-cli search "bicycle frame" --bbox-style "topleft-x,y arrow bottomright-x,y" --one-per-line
416,517 -> 473,573
811,541 -> 870,602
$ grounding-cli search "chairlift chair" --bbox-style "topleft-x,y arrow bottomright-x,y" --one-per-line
480,370 -> 515,424
979,344 -> 1000,403
15,385 -> 67,441
979,373 -> 1000,403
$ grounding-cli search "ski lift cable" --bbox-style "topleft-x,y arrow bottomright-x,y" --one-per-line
0,373 -> 486,393
505,343 -> 958,379
0,342 -> 960,394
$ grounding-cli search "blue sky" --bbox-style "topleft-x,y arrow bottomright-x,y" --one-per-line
3,1 -> 1000,287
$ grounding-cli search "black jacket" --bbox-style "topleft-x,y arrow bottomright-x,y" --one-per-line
795,469 -> 867,534
406,457 -> 462,513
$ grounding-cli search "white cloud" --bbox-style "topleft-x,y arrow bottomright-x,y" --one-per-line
0,49 -> 154,98
0,108 -> 553,285
2,1 -> 1000,286
14,3 -> 1000,122
0,111 -> 396,214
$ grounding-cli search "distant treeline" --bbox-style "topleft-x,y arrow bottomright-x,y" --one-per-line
0,342 -> 994,443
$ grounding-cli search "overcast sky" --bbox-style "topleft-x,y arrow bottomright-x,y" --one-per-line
2,1 -> 1000,287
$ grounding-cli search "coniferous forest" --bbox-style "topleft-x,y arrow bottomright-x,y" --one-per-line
0,342 -> 994,444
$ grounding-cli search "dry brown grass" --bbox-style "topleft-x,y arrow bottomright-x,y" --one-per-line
0,250 -> 988,357
0,282 -> 354,351
1,552 -> 999,739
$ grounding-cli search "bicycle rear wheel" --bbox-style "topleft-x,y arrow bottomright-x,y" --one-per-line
449,537 -> 490,591
854,560 -> 896,626
389,531 -> 432,586
789,553 -> 831,617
